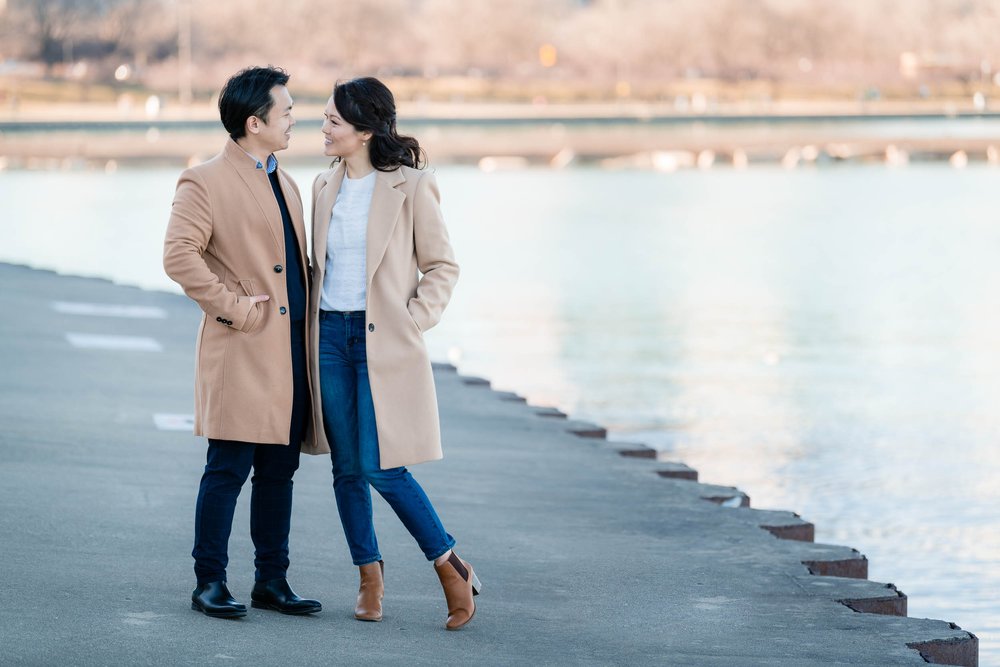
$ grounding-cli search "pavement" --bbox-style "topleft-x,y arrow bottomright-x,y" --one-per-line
0,262 -> 979,666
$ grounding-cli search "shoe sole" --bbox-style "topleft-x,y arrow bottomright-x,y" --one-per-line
250,600 -> 322,615
190,602 -> 247,619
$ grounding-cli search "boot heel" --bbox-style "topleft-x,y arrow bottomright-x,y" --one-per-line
471,571 -> 482,596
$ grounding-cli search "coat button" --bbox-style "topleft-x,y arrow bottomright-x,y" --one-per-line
273,264 -> 283,273
216,316 -> 222,322
368,323 -> 375,332
280,307 -> 287,315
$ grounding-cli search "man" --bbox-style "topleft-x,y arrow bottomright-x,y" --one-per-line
164,66 -> 321,618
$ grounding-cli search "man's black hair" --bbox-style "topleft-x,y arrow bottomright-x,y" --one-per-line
218,66 -> 290,140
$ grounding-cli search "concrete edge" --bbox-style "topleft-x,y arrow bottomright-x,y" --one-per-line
906,632 -> 980,667
451,366 -> 981,666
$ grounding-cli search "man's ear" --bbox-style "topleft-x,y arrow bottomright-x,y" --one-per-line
246,115 -> 262,136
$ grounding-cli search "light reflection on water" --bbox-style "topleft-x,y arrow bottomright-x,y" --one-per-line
2,163 -> 998,660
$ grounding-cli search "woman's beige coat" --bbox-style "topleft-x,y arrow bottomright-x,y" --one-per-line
309,163 -> 459,468
164,140 -> 315,448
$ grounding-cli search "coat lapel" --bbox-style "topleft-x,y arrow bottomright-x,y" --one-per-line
366,169 -> 406,288
312,163 -> 346,280
276,168 -> 308,271
225,141 -> 283,257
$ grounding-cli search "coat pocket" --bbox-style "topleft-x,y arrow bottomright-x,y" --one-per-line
238,279 -> 257,297
237,279 -> 263,333
405,306 -> 423,336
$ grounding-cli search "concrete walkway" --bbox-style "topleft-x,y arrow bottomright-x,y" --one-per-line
0,262 -> 978,666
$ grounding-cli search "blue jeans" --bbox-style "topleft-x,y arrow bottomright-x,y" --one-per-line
318,310 -> 455,566
192,322 -> 307,585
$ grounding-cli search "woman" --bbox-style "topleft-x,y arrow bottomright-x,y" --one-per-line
308,77 -> 479,630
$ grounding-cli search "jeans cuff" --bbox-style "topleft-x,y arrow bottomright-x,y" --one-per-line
353,554 -> 382,567
426,539 -> 457,562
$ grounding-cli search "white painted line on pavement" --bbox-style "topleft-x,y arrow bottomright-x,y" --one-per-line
153,413 -> 195,431
52,301 -> 168,319
65,333 -> 163,351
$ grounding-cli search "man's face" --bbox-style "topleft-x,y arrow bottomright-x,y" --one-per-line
252,84 -> 295,153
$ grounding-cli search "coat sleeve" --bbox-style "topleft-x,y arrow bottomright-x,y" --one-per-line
163,168 -> 260,332
407,171 -> 460,332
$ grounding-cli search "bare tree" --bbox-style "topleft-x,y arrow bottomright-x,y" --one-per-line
10,0 -> 1000,97
101,0 -> 171,67
5,0 -> 96,71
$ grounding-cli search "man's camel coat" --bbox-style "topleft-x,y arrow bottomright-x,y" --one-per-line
310,163 -> 459,469
164,140 -> 316,448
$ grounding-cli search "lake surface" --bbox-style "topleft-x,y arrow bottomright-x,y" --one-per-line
2,162 -> 998,661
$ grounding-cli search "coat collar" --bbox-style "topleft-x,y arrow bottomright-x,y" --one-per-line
317,161 -> 406,189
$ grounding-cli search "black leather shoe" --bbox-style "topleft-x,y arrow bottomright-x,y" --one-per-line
250,578 -> 322,615
191,581 -> 247,618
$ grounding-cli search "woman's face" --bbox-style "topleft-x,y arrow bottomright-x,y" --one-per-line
321,96 -> 371,159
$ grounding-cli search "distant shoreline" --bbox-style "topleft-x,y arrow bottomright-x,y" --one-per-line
4,108 -> 1000,170
6,97 -> 1000,126
4,109 -> 1000,133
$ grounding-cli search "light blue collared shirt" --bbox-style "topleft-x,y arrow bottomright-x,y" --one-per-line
234,141 -> 277,174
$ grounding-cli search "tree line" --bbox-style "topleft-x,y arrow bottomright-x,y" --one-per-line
3,0 -> 1000,100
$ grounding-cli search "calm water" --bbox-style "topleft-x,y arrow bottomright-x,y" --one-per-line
2,163 -> 998,661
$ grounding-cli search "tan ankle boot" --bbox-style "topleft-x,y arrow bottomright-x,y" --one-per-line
355,560 -> 384,622
434,551 -> 481,630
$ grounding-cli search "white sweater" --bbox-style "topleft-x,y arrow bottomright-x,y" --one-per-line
320,171 -> 376,312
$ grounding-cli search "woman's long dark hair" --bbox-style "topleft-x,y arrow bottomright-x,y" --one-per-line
333,77 -> 425,171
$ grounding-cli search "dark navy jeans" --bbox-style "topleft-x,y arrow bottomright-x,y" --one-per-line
318,310 -> 455,566
192,322 -> 307,585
